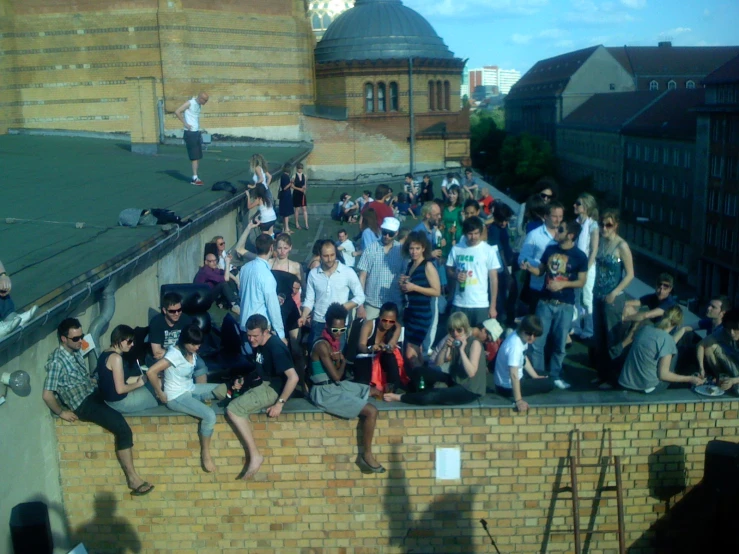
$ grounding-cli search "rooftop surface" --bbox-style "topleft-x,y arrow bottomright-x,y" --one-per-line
0,135 -> 308,309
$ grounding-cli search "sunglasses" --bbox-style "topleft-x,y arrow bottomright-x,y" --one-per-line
657,283 -> 672,289
167,308 -> 183,314
331,327 -> 347,334
602,223 -> 615,229
381,230 -> 397,237
66,335 -> 84,343
574,201 -> 582,207
381,318 -> 396,325
124,338 -> 135,345
540,193 -> 553,200
217,242 -> 225,246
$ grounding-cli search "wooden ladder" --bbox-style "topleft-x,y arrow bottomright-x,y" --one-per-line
566,428 -> 626,554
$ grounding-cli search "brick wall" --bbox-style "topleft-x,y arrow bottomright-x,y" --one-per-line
55,401 -> 737,553
0,0 -> 314,139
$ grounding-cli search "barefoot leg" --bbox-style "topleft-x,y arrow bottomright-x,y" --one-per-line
200,434 -> 216,473
227,408 -> 265,479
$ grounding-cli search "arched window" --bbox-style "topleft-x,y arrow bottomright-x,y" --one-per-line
428,81 -> 435,111
649,80 -> 659,91
668,80 -> 677,90
390,82 -> 399,111
444,80 -> 451,110
377,82 -> 386,112
436,80 -> 442,113
365,83 -> 375,113
311,14 -> 321,30
686,80 -> 696,89
322,14 -> 332,29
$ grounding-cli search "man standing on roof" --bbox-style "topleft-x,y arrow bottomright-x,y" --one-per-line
175,92 -> 209,186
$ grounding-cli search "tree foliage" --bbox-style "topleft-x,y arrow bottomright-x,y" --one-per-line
497,133 -> 557,200
470,109 -> 506,178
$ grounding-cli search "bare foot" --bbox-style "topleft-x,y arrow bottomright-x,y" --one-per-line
383,393 -> 401,402
202,456 -> 216,473
295,226 -> 302,230
239,454 -> 264,480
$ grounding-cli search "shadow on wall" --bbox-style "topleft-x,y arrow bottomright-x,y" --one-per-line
73,492 -> 141,554
382,445 -> 483,553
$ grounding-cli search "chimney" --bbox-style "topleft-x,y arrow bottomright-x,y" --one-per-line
658,41 -> 672,48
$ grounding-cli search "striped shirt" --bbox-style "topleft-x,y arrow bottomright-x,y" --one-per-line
356,241 -> 405,308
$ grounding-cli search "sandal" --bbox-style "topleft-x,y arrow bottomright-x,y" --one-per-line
130,482 -> 155,497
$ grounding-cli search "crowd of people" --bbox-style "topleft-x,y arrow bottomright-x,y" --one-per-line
36,172 -> 739,497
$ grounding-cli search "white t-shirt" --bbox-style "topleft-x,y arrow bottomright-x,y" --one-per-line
338,239 -> 356,267
441,178 -> 459,190
493,332 -> 527,389
577,217 -> 598,257
183,97 -> 201,132
163,346 -> 196,401
258,202 -> 277,223
446,241 -> 501,308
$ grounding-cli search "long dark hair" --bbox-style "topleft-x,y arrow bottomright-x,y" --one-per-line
255,184 -> 272,209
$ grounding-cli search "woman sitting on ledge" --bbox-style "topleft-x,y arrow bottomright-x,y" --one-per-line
147,324 -> 227,473
384,312 -> 486,406
98,324 -> 158,414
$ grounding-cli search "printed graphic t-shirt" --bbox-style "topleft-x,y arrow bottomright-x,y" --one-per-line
538,244 -> 588,305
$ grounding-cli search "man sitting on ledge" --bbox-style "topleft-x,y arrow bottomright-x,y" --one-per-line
42,318 -> 154,496
226,314 -> 299,480
309,303 -> 384,473
699,308 -> 739,391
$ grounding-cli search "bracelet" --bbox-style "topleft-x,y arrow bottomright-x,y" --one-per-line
515,399 -> 523,403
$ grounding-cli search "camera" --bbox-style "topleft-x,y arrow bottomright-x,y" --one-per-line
453,340 -> 462,348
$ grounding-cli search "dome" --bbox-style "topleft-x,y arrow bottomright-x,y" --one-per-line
314,0 -> 455,64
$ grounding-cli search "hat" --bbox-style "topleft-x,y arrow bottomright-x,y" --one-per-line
482,318 -> 504,341
381,217 -> 401,233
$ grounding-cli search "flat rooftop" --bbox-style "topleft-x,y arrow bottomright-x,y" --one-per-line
1,134 -> 308,309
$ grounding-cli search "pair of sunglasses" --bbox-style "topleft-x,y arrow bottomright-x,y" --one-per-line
331,327 -> 347,334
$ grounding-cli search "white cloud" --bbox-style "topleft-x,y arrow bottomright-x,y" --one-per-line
555,39 -> 576,48
405,0 -> 549,17
539,28 -> 568,39
511,33 -> 533,44
564,0 -> 636,24
620,0 -> 646,8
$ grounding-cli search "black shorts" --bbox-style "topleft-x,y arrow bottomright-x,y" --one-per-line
184,130 -> 203,161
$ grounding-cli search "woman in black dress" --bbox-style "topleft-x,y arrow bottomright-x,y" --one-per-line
292,162 -> 309,230
278,163 -> 294,234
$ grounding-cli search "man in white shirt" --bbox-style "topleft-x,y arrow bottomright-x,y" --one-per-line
300,240 -> 366,345
518,201 -> 562,314
336,229 -> 356,268
174,92 -> 209,186
493,315 -> 552,413
238,234 -> 285,341
440,172 -> 459,201
446,217 -> 500,327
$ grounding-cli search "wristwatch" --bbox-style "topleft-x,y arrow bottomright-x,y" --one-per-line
278,398 -> 285,404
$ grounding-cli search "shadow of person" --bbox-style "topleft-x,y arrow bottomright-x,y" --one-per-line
157,169 -> 192,183
73,492 -> 141,554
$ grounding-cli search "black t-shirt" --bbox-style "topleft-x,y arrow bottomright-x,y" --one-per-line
148,313 -> 193,349
255,334 -> 294,392
639,293 -> 677,322
539,244 -> 588,305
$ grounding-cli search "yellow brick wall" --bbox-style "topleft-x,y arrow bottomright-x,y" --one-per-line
55,402 -> 734,553
0,0 -> 315,139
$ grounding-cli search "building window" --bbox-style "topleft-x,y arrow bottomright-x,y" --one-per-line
390,82 -> 399,111
668,80 -> 677,90
311,14 -> 321,30
673,148 -> 680,166
635,145 -> 641,160
686,80 -> 696,89
377,82 -> 386,112
663,147 -> 670,165
444,80 -> 451,110
653,147 -> 659,163
644,145 -> 651,161
428,81 -> 435,111
684,150 -> 692,168
649,80 -> 659,91
365,83 -> 375,113
652,175 -> 657,191
627,144 -> 633,158
711,155 -> 724,177
661,176 -> 666,193
436,80 -> 443,113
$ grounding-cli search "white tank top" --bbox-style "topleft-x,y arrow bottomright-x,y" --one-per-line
184,97 -> 201,131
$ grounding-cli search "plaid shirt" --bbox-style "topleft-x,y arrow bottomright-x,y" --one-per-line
44,346 -> 95,410
356,241 -> 405,308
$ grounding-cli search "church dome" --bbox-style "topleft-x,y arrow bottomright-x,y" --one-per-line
314,0 -> 455,64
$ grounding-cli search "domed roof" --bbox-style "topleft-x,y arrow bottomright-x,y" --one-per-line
315,0 -> 455,64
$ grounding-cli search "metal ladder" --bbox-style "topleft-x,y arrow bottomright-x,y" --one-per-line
565,428 -> 626,554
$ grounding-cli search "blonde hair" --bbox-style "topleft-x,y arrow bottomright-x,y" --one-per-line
657,306 -> 683,330
447,311 -> 471,335
577,193 -> 599,221
250,154 -> 268,173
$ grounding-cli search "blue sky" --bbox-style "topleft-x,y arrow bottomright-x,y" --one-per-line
403,0 -> 739,73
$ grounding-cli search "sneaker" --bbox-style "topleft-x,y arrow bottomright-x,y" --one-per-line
18,305 -> 38,326
590,377 -> 602,385
553,379 -> 571,390
191,177 -> 204,186
0,316 -> 22,339
598,382 -> 613,390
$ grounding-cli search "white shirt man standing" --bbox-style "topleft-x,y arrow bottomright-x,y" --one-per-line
175,92 -> 209,186
519,202 -> 562,313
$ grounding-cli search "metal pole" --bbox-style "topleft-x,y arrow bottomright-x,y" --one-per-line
409,57 -> 415,175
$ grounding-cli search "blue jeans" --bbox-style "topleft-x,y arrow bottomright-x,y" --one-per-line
574,289 -> 594,339
105,386 -> 158,414
530,300 -> 574,380
166,383 -> 225,437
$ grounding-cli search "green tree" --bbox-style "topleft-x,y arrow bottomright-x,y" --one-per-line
498,133 -> 557,199
470,110 -> 506,177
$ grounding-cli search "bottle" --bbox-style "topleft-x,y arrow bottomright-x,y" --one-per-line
418,376 -> 425,391
458,262 -> 467,292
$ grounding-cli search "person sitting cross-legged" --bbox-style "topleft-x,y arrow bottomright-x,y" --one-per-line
309,303 -> 385,473
383,312 -> 486,406
493,315 -> 553,413
42,318 -> 154,496
700,308 -> 739,391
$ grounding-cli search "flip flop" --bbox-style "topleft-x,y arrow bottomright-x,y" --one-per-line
130,482 -> 155,497
357,455 -> 386,474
